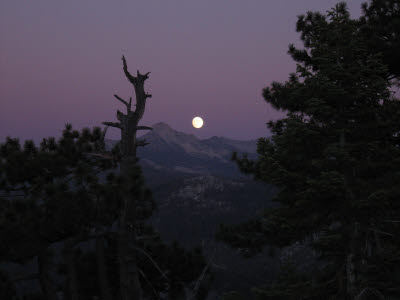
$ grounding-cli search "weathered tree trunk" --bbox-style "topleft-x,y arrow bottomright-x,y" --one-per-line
340,128 -> 360,299
96,236 -> 113,300
38,249 -> 60,300
118,201 -> 142,300
373,229 -> 382,255
103,56 -> 153,300
118,159 -> 142,300
64,241 -> 80,300
346,222 -> 358,299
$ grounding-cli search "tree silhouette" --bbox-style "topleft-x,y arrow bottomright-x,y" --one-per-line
0,126 -> 116,300
217,3 -> 400,299
360,0 -> 400,81
0,57 -> 209,300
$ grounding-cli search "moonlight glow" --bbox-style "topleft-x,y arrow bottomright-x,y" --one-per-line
192,117 -> 204,129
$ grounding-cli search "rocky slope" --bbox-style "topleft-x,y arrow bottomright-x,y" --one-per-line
106,123 -> 277,297
107,122 -> 258,178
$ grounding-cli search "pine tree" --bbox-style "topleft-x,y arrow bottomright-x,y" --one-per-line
217,3 -> 400,299
360,0 -> 400,80
0,126 -> 116,300
0,57 -> 210,300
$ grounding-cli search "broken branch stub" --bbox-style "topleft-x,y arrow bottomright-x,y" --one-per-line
103,56 -> 152,158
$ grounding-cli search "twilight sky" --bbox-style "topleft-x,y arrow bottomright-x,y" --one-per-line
0,0 -> 365,142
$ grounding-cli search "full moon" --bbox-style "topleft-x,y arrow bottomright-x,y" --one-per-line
192,117 -> 204,129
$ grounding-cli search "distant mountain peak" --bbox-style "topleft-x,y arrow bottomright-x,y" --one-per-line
150,122 -> 197,143
152,122 -> 173,131
97,122 -> 256,177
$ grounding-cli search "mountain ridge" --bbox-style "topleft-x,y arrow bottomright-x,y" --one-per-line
106,122 -> 258,177
104,122 -> 275,297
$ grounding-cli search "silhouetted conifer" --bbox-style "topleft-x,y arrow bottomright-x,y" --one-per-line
0,58 -> 209,300
217,3 -> 400,299
360,0 -> 400,80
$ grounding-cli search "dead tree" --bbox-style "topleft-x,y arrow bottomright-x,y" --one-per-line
103,56 -> 152,300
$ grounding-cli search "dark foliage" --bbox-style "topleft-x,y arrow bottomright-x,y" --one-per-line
0,125 -> 209,299
217,2 -> 400,299
360,0 -> 400,80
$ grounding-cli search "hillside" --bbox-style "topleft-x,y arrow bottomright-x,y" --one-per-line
107,122 -> 258,178
107,123 -> 276,296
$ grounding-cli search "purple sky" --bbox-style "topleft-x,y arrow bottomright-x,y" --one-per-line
0,0 -> 365,142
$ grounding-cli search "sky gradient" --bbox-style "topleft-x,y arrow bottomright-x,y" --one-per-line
1,0 -> 365,142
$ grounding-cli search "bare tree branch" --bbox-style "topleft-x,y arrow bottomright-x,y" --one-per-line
369,228 -> 395,237
136,234 -> 159,241
102,125 -> 109,139
133,247 -> 168,280
114,94 -> 128,107
138,268 -> 161,300
122,55 -> 136,84
354,288 -> 385,300
136,140 -> 149,147
136,126 -> 153,131
11,273 -> 39,283
141,72 -> 151,80
85,153 -> 114,160
116,111 -> 125,122
102,122 -> 121,129
187,248 -> 216,300
0,193 -> 26,198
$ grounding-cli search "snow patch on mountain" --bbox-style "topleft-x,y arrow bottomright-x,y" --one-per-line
146,122 -> 256,160
106,122 -> 258,177
165,175 -> 245,210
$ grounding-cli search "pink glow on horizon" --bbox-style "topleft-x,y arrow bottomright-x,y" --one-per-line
0,0 -> 365,142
